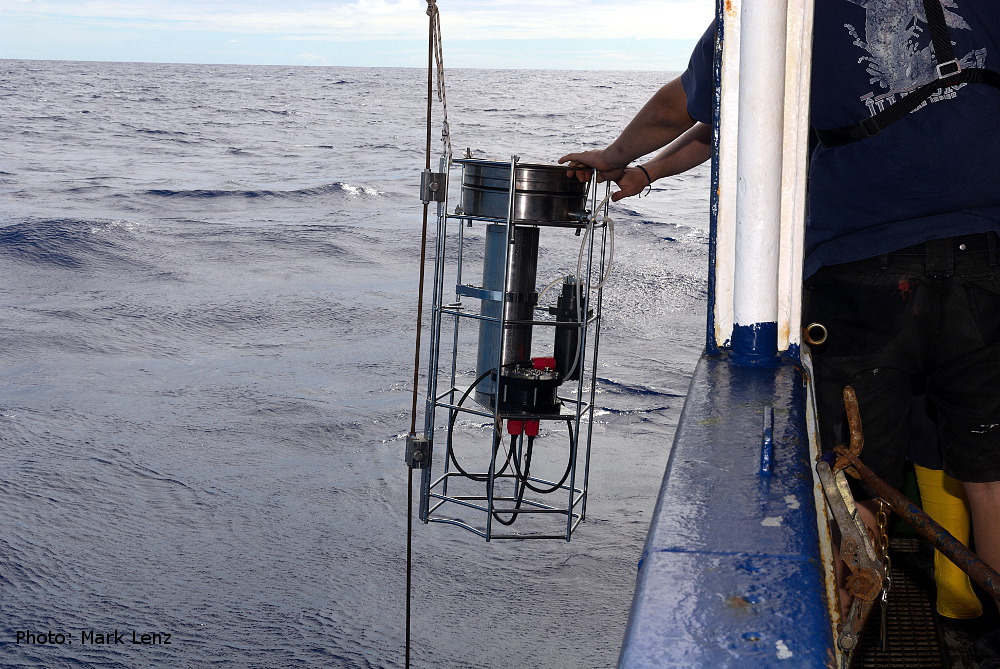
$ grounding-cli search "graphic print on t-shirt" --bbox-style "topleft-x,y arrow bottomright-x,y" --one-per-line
843,0 -> 987,116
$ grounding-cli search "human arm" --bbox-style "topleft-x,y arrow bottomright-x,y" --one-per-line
559,76 -> 697,183
610,122 -> 712,201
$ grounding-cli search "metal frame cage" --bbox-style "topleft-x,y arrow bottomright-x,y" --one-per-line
418,155 -> 609,540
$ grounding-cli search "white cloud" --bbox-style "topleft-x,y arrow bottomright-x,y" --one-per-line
350,0 -> 414,16
444,1 -> 711,40
295,52 -> 327,62
0,0 -> 712,41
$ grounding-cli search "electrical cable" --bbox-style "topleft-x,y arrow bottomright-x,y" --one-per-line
559,188 -> 614,384
537,185 -> 615,306
447,370 -> 576,516
494,419 -> 577,525
445,368 -> 515,482
576,189 -> 613,286
491,433 -> 530,526
508,420 -> 577,494
536,274 -> 567,306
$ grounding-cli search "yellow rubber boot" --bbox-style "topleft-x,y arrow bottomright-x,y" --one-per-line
913,464 -> 983,619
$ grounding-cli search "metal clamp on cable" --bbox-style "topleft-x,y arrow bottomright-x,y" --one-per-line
405,433 -> 432,469
420,169 -> 447,203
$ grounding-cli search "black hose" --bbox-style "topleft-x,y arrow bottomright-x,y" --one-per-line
493,419 -> 577,524
448,368 -> 579,528
446,368 -> 513,482
508,419 -> 576,494
491,432 -> 529,526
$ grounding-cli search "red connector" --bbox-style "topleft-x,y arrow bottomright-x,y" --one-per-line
507,419 -> 540,436
532,356 -> 556,371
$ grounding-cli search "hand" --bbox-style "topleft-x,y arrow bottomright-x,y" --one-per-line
611,166 -> 652,201
558,150 -> 627,184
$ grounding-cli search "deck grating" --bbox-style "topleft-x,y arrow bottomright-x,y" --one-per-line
856,538 -> 946,668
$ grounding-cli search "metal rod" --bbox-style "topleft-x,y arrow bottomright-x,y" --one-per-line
421,156 -> 450,523
705,8 -> 723,355
434,469 -> 580,491
835,448 -> 1000,601
427,517 -> 489,538
439,162 -> 461,505
580,180 -> 606,522
485,427 -> 499,540
405,9 -> 437,667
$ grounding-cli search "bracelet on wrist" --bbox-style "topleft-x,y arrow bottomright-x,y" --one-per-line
635,164 -> 653,197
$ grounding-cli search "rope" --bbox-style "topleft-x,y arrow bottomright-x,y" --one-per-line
578,190 -> 615,290
426,0 -> 453,163
407,4 -> 451,667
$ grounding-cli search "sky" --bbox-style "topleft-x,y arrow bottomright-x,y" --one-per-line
0,0 -> 714,70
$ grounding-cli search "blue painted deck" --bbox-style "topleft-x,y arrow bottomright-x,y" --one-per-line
619,352 -> 836,667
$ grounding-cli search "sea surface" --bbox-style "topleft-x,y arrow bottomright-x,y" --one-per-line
0,59 -> 709,668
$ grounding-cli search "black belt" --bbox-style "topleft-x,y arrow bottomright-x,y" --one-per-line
881,231 -> 999,276
891,231 -> 999,256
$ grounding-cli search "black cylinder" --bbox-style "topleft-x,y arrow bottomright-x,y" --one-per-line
553,278 -> 583,382
476,224 -> 540,406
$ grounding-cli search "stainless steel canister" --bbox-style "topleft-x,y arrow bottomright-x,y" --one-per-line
458,160 -> 588,225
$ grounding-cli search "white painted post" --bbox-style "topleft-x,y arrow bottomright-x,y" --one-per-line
731,0 -> 787,365
713,1 -> 740,350
778,0 -> 814,352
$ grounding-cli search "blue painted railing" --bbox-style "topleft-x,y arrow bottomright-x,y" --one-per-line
618,351 -> 835,667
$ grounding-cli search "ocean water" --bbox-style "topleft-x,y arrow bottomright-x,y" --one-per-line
0,59 -> 709,668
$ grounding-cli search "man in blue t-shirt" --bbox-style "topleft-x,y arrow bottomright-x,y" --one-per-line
561,0 -> 1000,626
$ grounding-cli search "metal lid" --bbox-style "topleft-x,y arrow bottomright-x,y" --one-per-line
458,159 -> 588,196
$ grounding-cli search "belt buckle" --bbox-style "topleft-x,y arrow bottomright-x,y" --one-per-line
859,117 -> 881,138
937,59 -> 961,79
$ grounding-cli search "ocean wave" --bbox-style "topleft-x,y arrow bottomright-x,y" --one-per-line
597,405 -> 673,416
0,218 -> 141,269
144,182 -> 381,199
593,378 -> 684,417
134,127 -> 191,136
244,108 -> 302,116
25,114 -> 69,122
597,376 -> 684,399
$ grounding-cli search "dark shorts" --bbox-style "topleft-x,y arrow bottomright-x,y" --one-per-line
805,232 -> 1000,497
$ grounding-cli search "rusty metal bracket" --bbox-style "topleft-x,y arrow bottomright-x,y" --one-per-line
832,385 -> 1000,602
835,446 -> 1000,601
833,385 -> 863,476
816,455 -> 884,656
816,386 -> 886,663
815,386 -> 885,657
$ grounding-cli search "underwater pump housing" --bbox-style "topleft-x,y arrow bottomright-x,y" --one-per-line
416,156 -> 608,540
